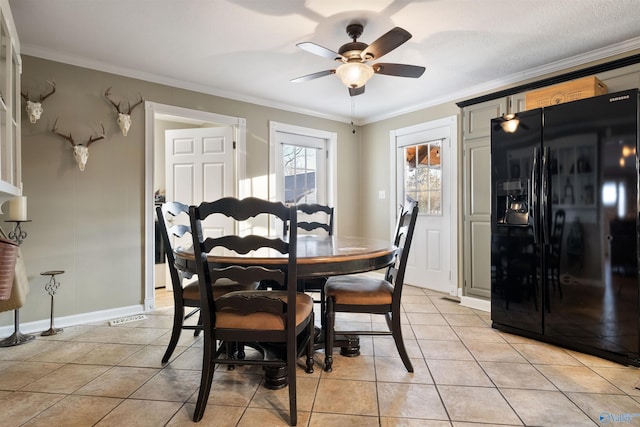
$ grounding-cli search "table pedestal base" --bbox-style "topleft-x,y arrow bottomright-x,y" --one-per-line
313,326 -> 361,355
263,341 -> 317,390
264,366 -> 288,390
339,335 -> 361,357
216,338 -> 315,390
263,331 -> 362,385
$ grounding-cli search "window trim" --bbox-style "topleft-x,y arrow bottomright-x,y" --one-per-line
269,121 -> 337,228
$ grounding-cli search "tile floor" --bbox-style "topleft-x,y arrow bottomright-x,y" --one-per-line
1,285 -> 640,426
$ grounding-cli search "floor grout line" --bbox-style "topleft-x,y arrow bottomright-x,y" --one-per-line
0,286 -> 638,426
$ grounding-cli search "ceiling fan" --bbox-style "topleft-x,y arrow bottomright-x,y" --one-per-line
291,23 -> 426,96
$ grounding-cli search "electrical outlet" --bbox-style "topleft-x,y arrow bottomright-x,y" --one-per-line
378,190 -> 385,199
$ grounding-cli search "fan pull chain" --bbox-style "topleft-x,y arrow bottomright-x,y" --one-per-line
351,98 -> 356,134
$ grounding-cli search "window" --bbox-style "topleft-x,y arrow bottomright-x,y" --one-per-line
283,144 -> 319,204
403,140 -> 442,215
270,122 -> 336,209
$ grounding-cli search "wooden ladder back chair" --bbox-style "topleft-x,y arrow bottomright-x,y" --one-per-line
324,197 -> 418,373
296,203 -> 334,235
156,202 -> 202,363
189,197 -> 315,425
156,202 -> 259,364
295,203 -> 334,326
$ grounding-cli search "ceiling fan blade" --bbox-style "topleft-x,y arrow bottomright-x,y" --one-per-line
296,42 -> 342,60
373,63 -> 425,78
349,86 -> 365,97
361,27 -> 412,60
290,69 -> 335,83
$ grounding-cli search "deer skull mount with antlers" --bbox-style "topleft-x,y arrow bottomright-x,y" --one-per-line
104,87 -> 143,136
21,80 -> 56,124
51,118 -> 106,171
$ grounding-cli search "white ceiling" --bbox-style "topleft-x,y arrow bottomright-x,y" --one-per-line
9,0 -> 640,124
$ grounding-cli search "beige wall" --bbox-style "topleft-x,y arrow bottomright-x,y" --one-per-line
4,52 -> 640,328
0,55 -> 360,327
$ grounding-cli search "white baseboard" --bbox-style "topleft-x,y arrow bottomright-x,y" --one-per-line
460,296 -> 490,312
0,304 -> 146,336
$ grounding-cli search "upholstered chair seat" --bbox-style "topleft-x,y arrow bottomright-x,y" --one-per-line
324,276 -> 394,306
214,291 -> 313,330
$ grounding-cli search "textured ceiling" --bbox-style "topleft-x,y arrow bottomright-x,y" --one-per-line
9,0 -> 640,124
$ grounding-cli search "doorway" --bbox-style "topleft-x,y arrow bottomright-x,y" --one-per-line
269,121 -> 337,231
143,102 -> 247,311
390,116 -> 458,296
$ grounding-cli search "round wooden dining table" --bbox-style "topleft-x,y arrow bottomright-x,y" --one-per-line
174,234 -> 396,279
174,234 -> 396,387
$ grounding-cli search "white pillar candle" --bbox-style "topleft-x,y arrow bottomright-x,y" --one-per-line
9,196 -> 27,221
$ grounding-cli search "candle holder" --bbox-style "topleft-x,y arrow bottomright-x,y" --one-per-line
4,220 -> 31,246
40,270 -> 64,336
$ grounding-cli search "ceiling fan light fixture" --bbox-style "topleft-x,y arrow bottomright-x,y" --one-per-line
336,62 -> 374,89
293,24 -> 422,97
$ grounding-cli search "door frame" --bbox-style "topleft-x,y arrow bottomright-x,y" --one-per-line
269,121 -> 337,230
389,115 -> 459,296
143,101 -> 247,311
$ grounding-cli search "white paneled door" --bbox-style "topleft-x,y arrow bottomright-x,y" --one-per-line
393,117 -> 458,295
165,126 -> 235,255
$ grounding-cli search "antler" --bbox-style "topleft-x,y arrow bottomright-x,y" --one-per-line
22,80 -> 56,102
127,94 -> 144,114
39,80 -> 56,102
87,123 -> 106,147
104,87 -> 123,114
51,118 -> 76,146
105,87 -> 143,115
51,119 -> 105,146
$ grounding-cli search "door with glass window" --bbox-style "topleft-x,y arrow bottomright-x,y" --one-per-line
396,128 -> 453,293
272,127 -> 330,235
274,132 -> 327,204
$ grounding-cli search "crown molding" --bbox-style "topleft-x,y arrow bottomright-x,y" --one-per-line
22,36 -> 640,125
20,44 -> 349,124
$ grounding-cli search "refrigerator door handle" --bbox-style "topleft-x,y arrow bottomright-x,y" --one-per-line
541,146 -> 550,244
531,147 -> 539,245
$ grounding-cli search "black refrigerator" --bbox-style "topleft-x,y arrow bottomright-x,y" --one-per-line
490,89 -> 640,367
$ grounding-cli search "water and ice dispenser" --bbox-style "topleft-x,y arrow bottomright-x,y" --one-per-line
496,178 -> 530,226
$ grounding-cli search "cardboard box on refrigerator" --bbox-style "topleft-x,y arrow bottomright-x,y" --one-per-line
525,76 -> 607,110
